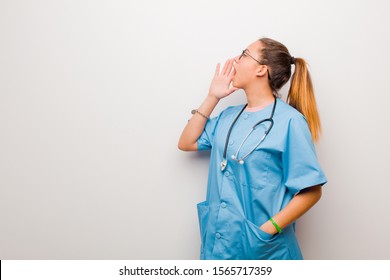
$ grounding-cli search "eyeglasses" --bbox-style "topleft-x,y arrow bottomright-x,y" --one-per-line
239,50 -> 262,64
239,50 -> 271,80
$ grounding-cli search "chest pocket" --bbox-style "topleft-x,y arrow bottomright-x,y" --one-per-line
240,149 -> 282,190
226,116 -> 281,190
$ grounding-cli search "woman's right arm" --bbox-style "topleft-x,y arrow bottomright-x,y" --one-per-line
178,58 -> 238,151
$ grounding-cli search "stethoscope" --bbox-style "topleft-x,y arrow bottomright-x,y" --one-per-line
220,96 -> 277,171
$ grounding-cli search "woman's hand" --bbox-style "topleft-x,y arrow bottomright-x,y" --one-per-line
178,58 -> 238,151
260,221 -> 277,235
208,58 -> 238,100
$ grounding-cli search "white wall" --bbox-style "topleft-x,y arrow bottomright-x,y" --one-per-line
1,0 -> 389,259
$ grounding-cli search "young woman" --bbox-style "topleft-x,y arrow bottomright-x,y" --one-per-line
178,38 -> 327,260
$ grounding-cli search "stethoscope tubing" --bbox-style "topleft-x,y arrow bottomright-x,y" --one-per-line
232,118 -> 274,163
221,96 -> 277,171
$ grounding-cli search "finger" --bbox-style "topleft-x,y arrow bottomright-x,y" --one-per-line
225,58 -> 235,76
223,59 -> 234,76
221,59 -> 230,76
228,67 -> 236,80
214,63 -> 220,77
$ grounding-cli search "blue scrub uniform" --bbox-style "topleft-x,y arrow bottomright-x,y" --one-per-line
196,99 -> 327,260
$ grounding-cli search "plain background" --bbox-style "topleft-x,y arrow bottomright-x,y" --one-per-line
1,0 -> 389,259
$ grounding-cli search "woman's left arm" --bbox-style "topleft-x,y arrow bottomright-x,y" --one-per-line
260,185 -> 323,234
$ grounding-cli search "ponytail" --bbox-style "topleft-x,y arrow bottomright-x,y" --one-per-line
287,58 -> 321,142
257,38 -> 322,141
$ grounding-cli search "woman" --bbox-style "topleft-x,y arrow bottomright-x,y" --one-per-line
178,37 -> 327,260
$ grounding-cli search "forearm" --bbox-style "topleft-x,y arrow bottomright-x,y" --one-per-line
260,185 -> 323,234
178,95 -> 219,151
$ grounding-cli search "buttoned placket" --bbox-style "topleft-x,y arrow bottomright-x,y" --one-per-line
210,112 -> 252,258
211,167 -> 234,258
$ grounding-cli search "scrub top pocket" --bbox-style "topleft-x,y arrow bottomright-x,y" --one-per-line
242,219 -> 291,260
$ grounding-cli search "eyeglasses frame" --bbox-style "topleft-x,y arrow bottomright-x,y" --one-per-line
239,50 -> 271,80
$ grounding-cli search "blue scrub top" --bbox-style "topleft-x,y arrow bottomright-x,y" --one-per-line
196,99 -> 327,260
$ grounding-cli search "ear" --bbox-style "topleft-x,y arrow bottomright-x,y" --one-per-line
255,65 -> 268,78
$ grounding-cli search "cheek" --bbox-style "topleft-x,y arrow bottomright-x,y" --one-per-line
235,67 -> 248,82
232,69 -> 240,84
233,62 -> 253,87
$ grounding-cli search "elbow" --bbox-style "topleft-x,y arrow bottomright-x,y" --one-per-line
177,140 -> 193,151
177,135 -> 185,151
177,141 -> 186,151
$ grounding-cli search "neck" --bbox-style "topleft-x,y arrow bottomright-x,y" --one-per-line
244,84 -> 275,108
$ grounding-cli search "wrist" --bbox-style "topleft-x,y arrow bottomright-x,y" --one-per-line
207,94 -> 220,103
260,221 -> 278,235
269,218 -> 282,234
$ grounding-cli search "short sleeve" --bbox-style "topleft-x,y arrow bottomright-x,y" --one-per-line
282,115 -> 327,194
196,116 -> 219,151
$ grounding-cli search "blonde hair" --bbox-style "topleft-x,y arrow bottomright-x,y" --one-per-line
258,38 -> 322,141
287,58 -> 321,141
